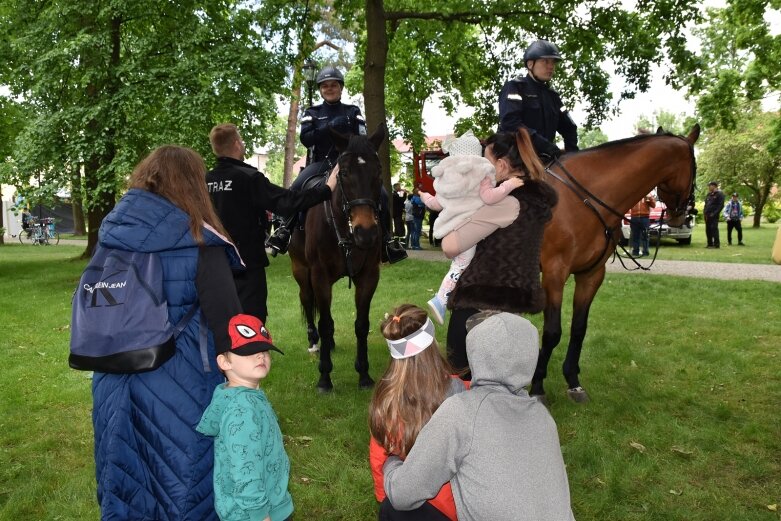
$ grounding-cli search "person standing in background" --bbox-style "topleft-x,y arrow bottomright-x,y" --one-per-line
409,188 -> 426,250
392,183 -> 407,240
629,193 -> 656,256
704,181 -> 725,249
723,192 -> 745,246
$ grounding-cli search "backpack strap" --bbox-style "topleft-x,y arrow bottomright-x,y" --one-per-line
172,304 -> 211,373
198,310 -> 210,373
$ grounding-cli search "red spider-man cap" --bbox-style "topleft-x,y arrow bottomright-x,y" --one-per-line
226,314 -> 284,356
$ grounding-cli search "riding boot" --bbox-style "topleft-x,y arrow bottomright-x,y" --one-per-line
383,230 -> 407,264
265,215 -> 297,256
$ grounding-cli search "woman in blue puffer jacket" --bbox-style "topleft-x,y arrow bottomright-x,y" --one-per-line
91,145 -> 245,520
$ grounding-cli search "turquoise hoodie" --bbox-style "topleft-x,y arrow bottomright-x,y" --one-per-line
197,384 -> 293,521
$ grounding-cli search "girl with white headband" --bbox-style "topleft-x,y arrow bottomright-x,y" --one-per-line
368,304 -> 468,521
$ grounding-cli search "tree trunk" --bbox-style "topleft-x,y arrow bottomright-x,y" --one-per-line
0,186 -> 4,246
71,164 -> 86,235
283,83 -> 302,188
364,0 -> 393,209
82,16 -> 121,258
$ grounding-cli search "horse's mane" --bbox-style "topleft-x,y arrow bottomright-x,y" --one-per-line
582,131 -> 677,153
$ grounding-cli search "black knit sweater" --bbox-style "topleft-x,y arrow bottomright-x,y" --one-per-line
449,178 -> 558,314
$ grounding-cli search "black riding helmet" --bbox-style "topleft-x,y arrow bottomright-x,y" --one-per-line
316,66 -> 345,86
523,40 -> 562,63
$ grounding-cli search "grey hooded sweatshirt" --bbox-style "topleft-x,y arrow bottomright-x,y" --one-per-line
383,313 -> 575,521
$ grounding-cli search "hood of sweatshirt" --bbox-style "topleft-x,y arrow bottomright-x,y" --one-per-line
466,312 -> 539,393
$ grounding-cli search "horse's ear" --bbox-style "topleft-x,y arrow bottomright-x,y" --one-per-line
686,123 -> 701,145
329,128 -> 351,152
656,126 -> 665,134
369,122 -> 387,151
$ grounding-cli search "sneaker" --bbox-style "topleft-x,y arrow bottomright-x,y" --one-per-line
631,250 -> 640,256
738,242 -> 745,246
641,251 -> 650,257
427,295 -> 446,325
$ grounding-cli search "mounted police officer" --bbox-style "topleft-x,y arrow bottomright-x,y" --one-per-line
266,66 -> 406,263
498,40 -> 579,159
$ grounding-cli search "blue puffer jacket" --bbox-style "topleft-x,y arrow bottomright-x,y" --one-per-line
92,189 -> 240,521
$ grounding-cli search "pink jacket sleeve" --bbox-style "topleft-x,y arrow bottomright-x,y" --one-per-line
479,177 -> 514,205
420,192 -> 443,212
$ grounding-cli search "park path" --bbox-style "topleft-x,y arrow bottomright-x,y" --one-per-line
56,239 -> 780,283
405,248 -> 781,283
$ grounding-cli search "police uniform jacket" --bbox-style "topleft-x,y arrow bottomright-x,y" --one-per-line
498,74 -> 578,156
301,101 -> 366,165
206,157 -> 331,268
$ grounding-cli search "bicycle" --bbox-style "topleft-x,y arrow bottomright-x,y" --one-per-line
18,217 -> 59,245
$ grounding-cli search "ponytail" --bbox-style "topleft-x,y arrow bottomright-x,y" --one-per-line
515,128 -> 545,181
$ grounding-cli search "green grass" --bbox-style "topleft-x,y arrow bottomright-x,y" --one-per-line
635,221 -> 779,265
0,244 -> 779,520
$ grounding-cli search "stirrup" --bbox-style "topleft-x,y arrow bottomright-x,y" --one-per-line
383,238 -> 407,264
265,226 -> 291,256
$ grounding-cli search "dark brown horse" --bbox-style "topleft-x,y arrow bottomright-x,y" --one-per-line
533,125 -> 700,402
288,124 -> 386,393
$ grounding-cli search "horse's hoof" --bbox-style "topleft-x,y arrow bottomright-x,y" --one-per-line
566,386 -> 590,403
307,344 -> 319,354
358,375 -> 375,390
532,393 -> 549,407
317,376 -> 333,394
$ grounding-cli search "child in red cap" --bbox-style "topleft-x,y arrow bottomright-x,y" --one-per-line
197,314 -> 292,521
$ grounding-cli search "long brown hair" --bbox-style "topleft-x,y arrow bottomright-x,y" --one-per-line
369,304 -> 454,458
129,145 -> 228,244
485,128 -> 546,181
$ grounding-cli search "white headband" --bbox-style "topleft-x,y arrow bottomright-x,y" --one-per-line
386,318 -> 436,359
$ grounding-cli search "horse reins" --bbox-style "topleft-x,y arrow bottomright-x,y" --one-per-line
545,159 -> 659,272
545,133 -> 697,273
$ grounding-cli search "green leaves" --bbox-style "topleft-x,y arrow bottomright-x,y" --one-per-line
0,0 -> 293,217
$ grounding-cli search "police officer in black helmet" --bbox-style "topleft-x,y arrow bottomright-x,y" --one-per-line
498,40 -> 579,159
266,66 -> 407,263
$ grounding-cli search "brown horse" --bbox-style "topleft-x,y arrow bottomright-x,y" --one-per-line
533,125 -> 700,402
288,124 -> 386,393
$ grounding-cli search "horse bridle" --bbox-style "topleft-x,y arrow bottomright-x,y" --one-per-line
323,151 -> 381,285
545,134 -> 696,272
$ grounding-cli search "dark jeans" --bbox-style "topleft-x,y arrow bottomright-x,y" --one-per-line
446,307 -> 478,379
411,218 -> 423,248
726,220 -> 743,244
393,213 -> 406,238
378,498 -> 450,521
630,216 -> 650,254
705,214 -> 720,247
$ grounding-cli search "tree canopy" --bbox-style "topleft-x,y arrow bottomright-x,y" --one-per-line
0,0 -> 293,254
697,109 -> 781,227
673,1 -> 781,147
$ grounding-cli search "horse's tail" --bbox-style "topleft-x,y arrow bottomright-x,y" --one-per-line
515,128 -> 545,181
